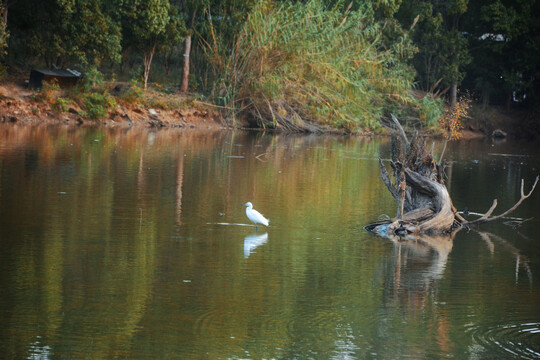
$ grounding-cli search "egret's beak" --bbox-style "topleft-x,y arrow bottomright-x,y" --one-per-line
241,203 -> 248,207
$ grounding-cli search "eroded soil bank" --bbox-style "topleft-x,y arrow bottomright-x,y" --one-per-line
0,81 -> 225,130
1,79 -> 538,138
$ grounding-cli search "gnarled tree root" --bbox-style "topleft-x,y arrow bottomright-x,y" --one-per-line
366,115 -> 538,239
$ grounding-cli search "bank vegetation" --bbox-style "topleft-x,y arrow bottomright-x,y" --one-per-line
0,0 -> 538,134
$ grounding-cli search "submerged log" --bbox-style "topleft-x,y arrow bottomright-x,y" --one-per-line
367,115 -> 538,238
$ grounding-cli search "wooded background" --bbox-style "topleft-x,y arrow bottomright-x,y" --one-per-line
0,0 -> 538,130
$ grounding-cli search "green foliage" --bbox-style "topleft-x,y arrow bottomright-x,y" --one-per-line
68,0 -> 122,67
119,0 -> 171,42
196,0 -> 257,55
157,7 -> 187,58
462,0 -> 540,106
119,0 -> 186,89
121,79 -> 145,105
184,0 -> 257,92
81,91 -> 117,119
396,0 -> 471,92
56,69 -> 118,119
128,66 -> 143,83
22,0 -> 121,68
319,0 -> 402,19
53,97 -> 71,113
211,0 -> 417,131
143,92 -> 187,110
33,72 -> 115,119
80,66 -> 105,91
3,0 -> 538,128
416,94 -> 444,127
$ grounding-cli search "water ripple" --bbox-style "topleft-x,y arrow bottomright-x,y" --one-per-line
465,321 -> 540,359
193,307 -> 228,335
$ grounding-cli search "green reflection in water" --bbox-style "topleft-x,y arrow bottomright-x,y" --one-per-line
0,125 -> 539,359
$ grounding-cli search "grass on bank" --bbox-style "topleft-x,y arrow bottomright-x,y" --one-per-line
34,69 -> 193,120
209,0 -> 443,132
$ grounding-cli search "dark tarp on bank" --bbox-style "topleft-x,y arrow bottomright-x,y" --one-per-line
29,69 -> 83,89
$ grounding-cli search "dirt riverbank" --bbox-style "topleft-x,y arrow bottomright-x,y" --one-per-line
1,78 -> 538,139
0,80 -> 225,130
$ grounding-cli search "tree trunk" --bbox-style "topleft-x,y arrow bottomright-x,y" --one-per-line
374,128 -> 458,236
142,44 -> 156,91
180,34 -> 191,93
450,83 -> 457,107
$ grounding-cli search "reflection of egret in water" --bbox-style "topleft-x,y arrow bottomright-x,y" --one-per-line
244,232 -> 268,258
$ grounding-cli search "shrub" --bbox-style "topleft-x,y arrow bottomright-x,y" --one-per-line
144,97 -> 169,110
417,94 -> 444,127
209,0 -> 417,131
36,79 -> 61,104
75,66 -> 106,93
52,97 -> 71,113
81,91 -> 116,119
35,79 -> 73,113
128,66 -> 143,83
439,94 -> 471,140
122,79 -> 144,105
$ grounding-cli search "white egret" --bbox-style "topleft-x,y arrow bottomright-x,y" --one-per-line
241,202 -> 269,229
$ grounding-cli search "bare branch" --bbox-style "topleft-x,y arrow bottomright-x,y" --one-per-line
390,114 -> 409,147
469,199 -> 498,224
438,138 -> 448,165
464,176 -> 539,227
452,204 -> 467,224
397,170 -> 406,219
379,159 -> 398,199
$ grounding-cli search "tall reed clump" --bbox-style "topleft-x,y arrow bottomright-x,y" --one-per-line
210,0 -> 419,132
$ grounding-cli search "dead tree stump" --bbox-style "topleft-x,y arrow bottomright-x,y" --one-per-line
366,115 -> 538,238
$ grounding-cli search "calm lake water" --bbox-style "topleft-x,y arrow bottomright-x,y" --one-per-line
0,124 -> 539,359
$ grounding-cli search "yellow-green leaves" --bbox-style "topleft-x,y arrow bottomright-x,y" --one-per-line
213,0 -> 417,132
